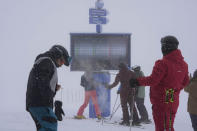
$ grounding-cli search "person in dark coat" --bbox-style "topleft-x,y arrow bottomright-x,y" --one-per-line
132,65 -> 151,124
130,36 -> 189,131
184,70 -> 197,131
26,45 -> 71,131
107,63 -> 141,126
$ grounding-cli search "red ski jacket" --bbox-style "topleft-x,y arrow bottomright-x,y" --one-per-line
137,49 -> 189,105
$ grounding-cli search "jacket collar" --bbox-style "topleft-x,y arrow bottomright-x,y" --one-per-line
163,49 -> 184,61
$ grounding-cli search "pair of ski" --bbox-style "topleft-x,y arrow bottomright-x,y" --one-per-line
71,116 -> 145,129
101,120 -> 145,129
72,116 -> 102,121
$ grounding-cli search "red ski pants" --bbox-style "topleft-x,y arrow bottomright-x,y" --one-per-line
77,90 -> 101,116
152,103 -> 179,131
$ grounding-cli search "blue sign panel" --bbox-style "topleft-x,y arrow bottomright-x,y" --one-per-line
89,17 -> 107,24
89,8 -> 107,16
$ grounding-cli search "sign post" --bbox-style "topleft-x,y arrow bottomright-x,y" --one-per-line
89,0 -> 108,33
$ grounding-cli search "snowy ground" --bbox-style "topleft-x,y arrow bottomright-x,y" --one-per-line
0,90 -> 193,131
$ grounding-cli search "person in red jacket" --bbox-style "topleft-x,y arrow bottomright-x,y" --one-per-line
130,35 -> 189,131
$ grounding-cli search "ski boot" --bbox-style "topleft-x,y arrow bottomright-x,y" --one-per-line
139,119 -> 152,124
132,121 -> 142,126
97,115 -> 102,120
74,115 -> 86,119
119,121 -> 130,126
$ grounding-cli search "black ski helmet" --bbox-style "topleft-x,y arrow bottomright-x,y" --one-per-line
50,45 -> 71,66
160,35 -> 179,56
118,62 -> 127,69
193,70 -> 197,78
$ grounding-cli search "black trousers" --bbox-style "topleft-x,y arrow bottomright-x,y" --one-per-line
120,90 -> 139,123
190,113 -> 197,131
135,97 -> 149,120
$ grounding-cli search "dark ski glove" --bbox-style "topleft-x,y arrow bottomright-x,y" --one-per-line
130,78 -> 140,88
105,85 -> 112,89
54,100 -> 65,121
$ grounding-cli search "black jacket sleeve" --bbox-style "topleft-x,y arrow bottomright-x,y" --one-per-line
34,59 -> 55,100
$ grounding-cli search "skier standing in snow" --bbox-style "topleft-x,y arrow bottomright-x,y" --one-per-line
26,45 -> 71,131
184,70 -> 197,131
75,70 -> 102,119
132,65 -> 151,124
130,35 -> 189,131
107,63 -> 141,126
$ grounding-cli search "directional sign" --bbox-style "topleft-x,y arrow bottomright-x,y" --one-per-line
89,8 -> 107,17
89,17 -> 107,24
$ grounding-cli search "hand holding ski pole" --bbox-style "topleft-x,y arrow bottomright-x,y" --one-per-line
130,78 -> 140,88
56,84 -> 61,91
105,84 -> 112,89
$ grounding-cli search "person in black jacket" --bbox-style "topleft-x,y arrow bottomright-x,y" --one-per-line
26,45 -> 71,131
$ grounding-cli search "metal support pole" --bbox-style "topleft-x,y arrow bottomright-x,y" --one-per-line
96,24 -> 102,33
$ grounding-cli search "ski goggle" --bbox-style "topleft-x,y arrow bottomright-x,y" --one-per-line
64,56 -> 72,66
67,56 -> 72,65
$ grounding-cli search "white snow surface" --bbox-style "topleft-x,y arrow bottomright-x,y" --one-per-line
0,89 -> 193,131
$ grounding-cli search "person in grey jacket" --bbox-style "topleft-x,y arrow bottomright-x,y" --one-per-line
132,65 -> 151,124
184,70 -> 197,131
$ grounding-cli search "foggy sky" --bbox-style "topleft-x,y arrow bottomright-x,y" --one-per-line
0,0 -> 197,112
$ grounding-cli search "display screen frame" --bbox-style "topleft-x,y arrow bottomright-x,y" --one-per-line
70,33 -> 131,71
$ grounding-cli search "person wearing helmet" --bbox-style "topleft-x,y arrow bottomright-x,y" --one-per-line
130,36 -> 189,131
132,65 -> 151,124
26,45 -> 71,131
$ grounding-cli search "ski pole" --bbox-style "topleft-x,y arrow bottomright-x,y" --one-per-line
61,87 -> 63,101
130,89 -> 135,131
169,101 -> 173,131
169,110 -> 172,131
109,94 -> 118,120
164,112 -> 167,131
109,103 -> 121,121
109,94 -> 119,120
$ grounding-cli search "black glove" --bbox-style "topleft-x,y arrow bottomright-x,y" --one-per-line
54,100 -> 65,121
130,78 -> 140,88
105,85 -> 112,89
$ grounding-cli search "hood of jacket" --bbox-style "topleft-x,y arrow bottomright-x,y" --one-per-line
35,51 -> 59,67
163,49 -> 184,64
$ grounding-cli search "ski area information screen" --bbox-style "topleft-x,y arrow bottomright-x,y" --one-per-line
70,33 -> 131,71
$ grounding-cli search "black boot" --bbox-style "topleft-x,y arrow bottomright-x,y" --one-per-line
139,118 -> 152,124
132,121 -> 141,126
119,121 -> 130,126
